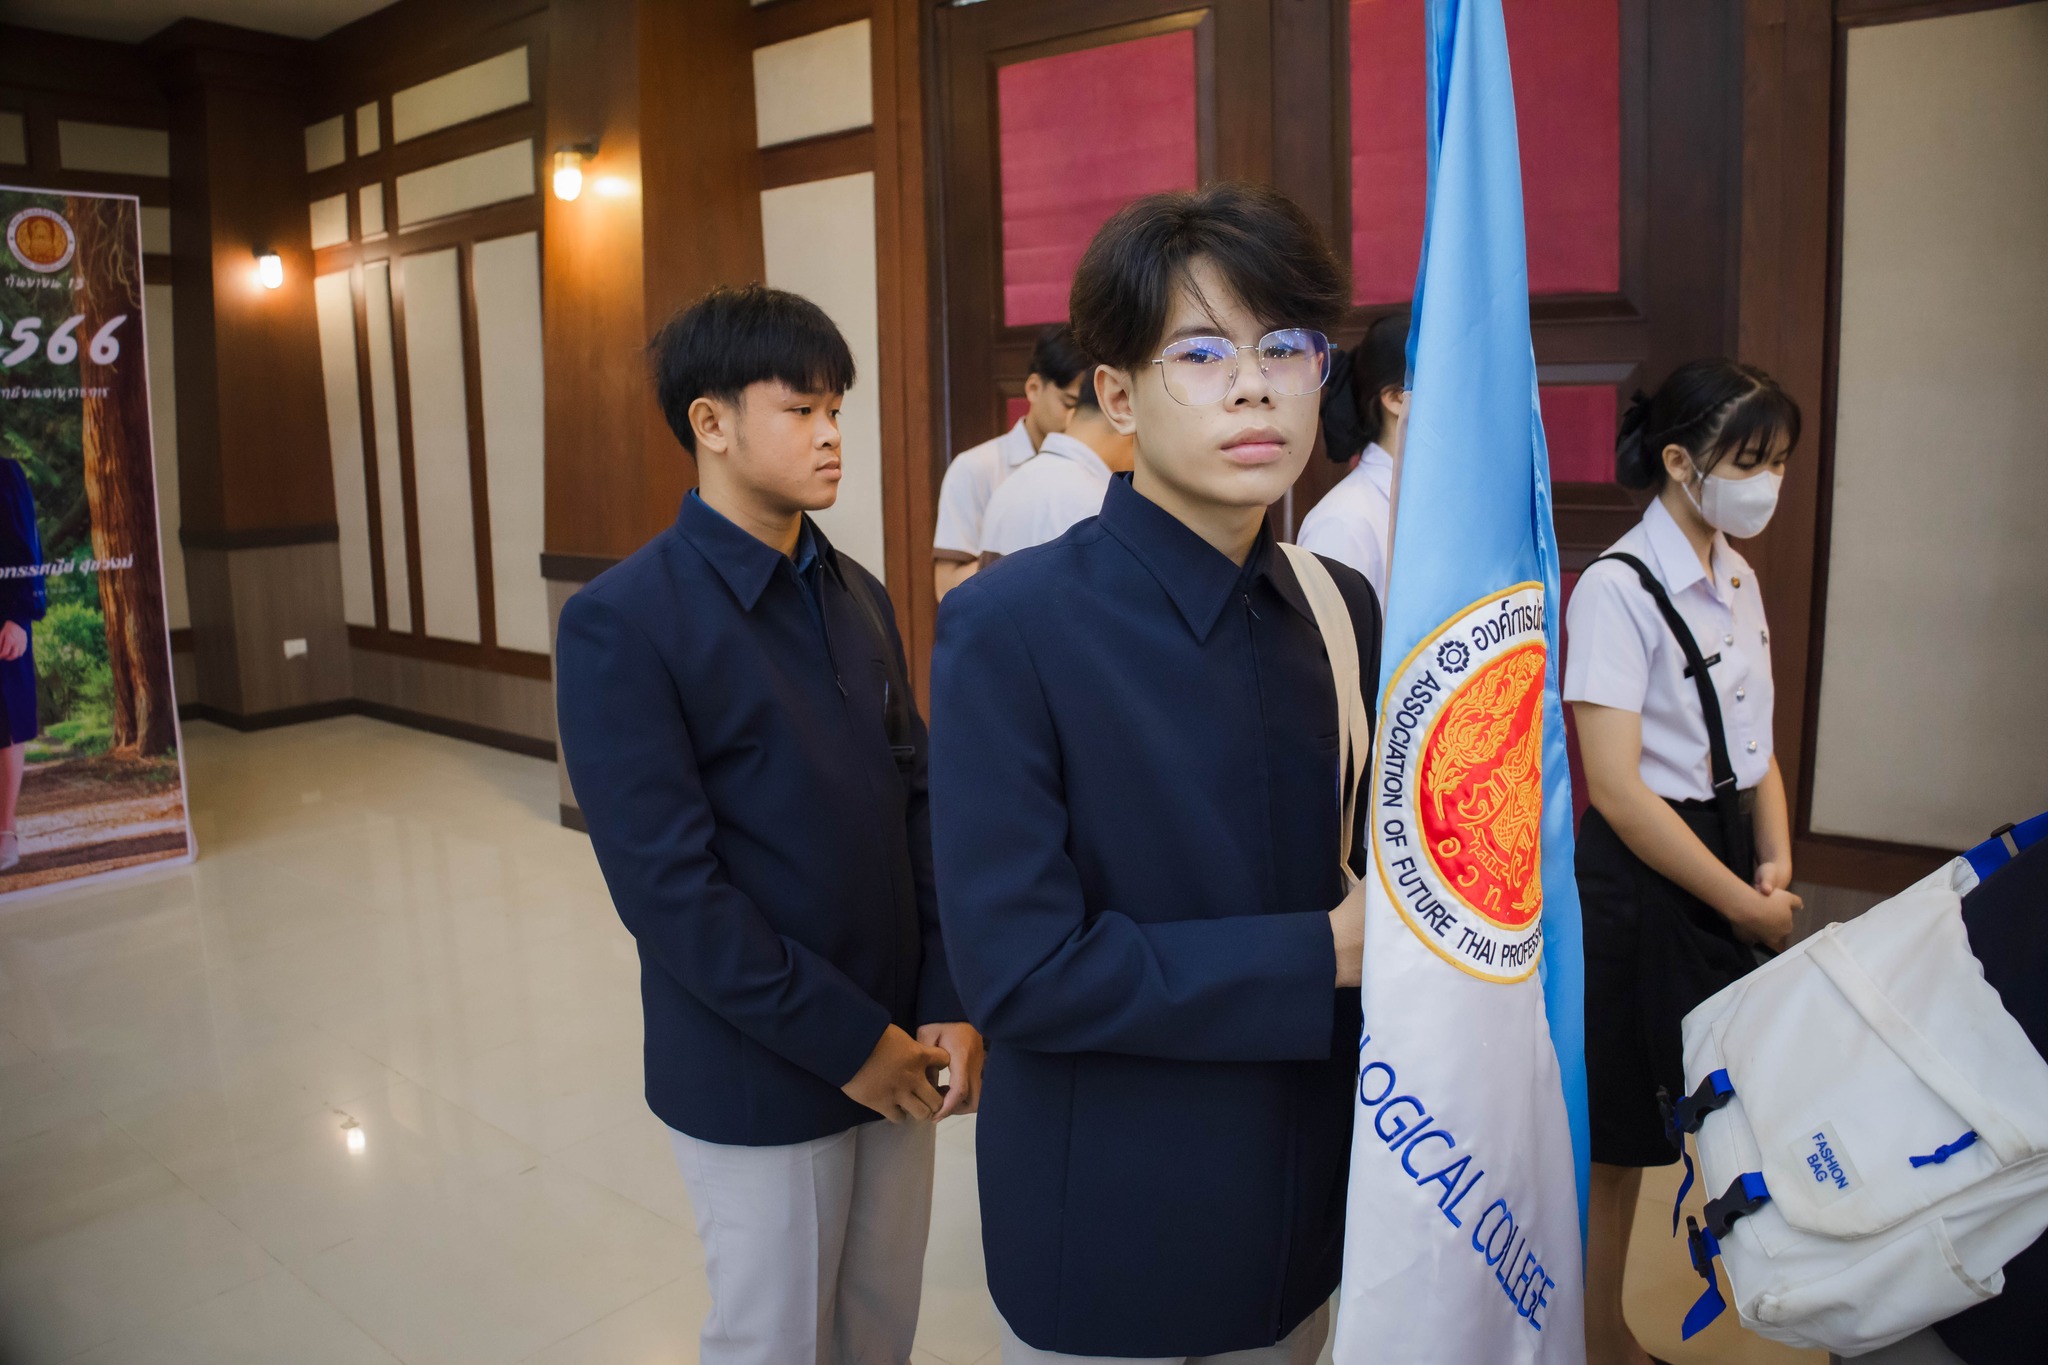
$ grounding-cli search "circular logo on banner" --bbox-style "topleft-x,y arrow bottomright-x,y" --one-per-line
1373,583 -> 1549,982
7,208 -> 75,273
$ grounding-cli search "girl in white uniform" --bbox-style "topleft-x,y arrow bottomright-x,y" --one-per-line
1565,359 -> 1804,1365
1296,311 -> 1408,603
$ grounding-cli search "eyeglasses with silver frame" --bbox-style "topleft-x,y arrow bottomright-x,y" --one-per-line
1149,328 -> 1332,407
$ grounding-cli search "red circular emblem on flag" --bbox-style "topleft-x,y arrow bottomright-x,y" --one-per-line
1418,641 -> 1546,929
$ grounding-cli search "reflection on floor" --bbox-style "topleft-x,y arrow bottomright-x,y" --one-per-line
0,717 -> 1823,1364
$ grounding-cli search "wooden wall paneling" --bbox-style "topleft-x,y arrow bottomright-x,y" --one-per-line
316,0 -> 549,115
384,252 -> 431,634
349,265 -> 394,633
641,0 -> 764,328
543,0 -> 650,563
935,0 -> 1260,464
150,23 -> 340,546
752,0 -> 875,50
759,126 -> 876,190
456,239 -> 501,649
1833,0 -> 2026,21
871,0 -> 936,692
348,625 -> 550,680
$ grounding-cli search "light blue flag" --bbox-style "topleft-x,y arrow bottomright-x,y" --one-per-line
1333,0 -> 1588,1359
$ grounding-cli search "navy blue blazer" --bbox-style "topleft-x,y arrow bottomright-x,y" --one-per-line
930,475 -> 1379,1358
556,494 -> 961,1147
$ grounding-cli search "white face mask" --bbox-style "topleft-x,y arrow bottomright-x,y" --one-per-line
1687,467 -> 1783,538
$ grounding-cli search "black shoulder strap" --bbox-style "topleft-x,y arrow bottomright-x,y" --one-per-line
839,565 -> 918,771
1590,552 -> 1747,870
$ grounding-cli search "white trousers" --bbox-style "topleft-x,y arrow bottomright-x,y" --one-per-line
998,1302 -> 1330,1365
669,1118 -> 936,1365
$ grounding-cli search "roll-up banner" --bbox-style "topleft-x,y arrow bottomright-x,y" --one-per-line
0,186 -> 192,899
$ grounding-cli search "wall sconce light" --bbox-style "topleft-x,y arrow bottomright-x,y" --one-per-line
553,141 -> 597,202
255,250 -> 283,290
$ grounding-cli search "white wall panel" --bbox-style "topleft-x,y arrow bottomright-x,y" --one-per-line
760,173 -> 884,580
361,262 -> 412,632
360,183 -> 385,237
143,284 -> 188,632
313,272 -> 377,628
304,116 -> 346,172
392,48 -> 529,143
0,113 -> 25,165
1811,3 -> 2048,849
396,141 -> 534,227
56,121 -> 169,177
470,232 -> 549,654
309,193 -> 349,250
356,102 -> 381,155
753,21 -> 872,147
399,248 -> 482,644
139,206 -> 170,255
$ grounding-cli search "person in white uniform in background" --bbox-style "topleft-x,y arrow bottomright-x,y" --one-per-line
1294,310 -> 1408,604
1565,358 -> 1805,1365
933,326 -> 1089,600
977,366 -> 1135,565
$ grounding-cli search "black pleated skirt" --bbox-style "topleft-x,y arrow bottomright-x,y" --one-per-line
1578,801 -> 1759,1167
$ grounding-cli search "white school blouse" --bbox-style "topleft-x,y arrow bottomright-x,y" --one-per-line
979,432 -> 1112,559
1294,442 -> 1396,603
1562,496 -> 1776,803
933,419 -> 1037,561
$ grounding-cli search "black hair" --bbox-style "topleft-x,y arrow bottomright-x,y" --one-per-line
1068,182 -> 1348,372
1324,311 -> 1410,461
1027,325 -> 1089,389
1073,363 -> 1102,413
1615,358 -> 1802,491
648,284 -> 856,454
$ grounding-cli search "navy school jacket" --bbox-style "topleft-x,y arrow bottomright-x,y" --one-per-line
930,474 -> 1379,1358
555,493 -> 961,1147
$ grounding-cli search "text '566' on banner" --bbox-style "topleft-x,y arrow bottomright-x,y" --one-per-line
0,186 -> 192,901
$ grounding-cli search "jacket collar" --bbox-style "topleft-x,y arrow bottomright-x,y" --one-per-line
1097,475 -> 1312,642
677,490 -> 841,611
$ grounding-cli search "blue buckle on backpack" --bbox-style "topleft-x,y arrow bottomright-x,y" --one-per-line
1682,1217 -> 1727,1339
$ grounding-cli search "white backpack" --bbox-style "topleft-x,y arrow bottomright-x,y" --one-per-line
1671,821 -> 2048,1356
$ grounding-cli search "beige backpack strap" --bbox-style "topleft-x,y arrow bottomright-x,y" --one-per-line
1278,543 -> 1372,888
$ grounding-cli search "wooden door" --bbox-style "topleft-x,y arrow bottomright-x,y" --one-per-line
932,0 -> 1300,464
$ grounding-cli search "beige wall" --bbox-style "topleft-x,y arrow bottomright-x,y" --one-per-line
1811,2 -> 2048,849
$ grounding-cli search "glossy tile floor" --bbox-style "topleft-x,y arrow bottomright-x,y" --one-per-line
0,717 -> 1819,1364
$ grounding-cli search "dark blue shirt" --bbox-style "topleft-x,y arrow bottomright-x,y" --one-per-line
930,475 -> 1379,1357
556,493 -> 959,1147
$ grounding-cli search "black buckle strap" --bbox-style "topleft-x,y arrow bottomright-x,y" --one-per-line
1704,1171 -> 1771,1240
1661,1069 -> 1735,1144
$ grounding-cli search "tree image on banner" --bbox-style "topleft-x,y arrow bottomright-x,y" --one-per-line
69,196 -> 173,758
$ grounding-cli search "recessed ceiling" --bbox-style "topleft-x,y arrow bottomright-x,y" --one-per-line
0,0 -> 394,43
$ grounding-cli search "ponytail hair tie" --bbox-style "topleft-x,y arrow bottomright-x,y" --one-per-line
1614,388 -> 1656,488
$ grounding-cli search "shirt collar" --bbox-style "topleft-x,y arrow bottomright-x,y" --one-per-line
1360,442 -> 1396,494
1642,495 -> 1727,600
677,490 -> 840,611
1096,475 -> 1311,641
999,418 -> 1037,467
1037,431 -> 1112,482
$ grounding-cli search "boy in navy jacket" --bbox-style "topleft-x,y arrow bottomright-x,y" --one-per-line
930,185 -> 1379,1362
557,286 -> 982,1365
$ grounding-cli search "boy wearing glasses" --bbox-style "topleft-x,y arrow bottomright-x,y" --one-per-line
930,184 -> 1378,1364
